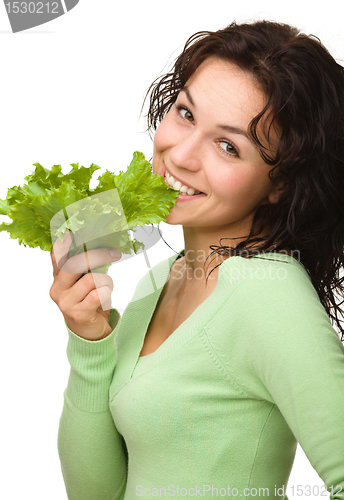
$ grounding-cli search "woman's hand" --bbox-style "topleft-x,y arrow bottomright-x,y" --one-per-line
49,232 -> 122,341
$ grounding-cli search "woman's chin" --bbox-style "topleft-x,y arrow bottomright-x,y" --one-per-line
164,210 -> 183,226
164,216 -> 179,226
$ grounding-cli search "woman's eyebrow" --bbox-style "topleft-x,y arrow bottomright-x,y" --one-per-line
180,87 -> 196,107
180,87 -> 254,145
217,124 -> 254,145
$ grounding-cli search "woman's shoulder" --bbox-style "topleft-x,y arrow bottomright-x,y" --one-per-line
211,250 -> 330,333
219,252 -> 313,290
207,251 -> 343,365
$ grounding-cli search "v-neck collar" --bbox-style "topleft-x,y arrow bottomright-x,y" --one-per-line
109,250 -> 306,398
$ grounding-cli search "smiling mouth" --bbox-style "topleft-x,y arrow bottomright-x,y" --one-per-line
164,169 -> 204,196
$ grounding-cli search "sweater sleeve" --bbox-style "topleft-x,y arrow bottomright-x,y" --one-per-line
234,267 -> 344,500
57,309 -> 127,500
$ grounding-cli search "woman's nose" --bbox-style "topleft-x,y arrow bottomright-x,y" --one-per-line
169,133 -> 202,171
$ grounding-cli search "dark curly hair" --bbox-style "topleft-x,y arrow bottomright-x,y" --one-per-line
142,20 -> 344,342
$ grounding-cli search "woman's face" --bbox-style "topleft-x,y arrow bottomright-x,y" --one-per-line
152,56 -> 283,233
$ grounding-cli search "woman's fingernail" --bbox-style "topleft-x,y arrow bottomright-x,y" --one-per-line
63,231 -> 72,242
110,249 -> 121,259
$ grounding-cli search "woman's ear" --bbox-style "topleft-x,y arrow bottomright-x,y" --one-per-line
268,177 -> 288,204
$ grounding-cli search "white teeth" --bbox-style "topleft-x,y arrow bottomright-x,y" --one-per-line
167,175 -> 175,186
173,181 -> 182,190
165,170 -> 200,195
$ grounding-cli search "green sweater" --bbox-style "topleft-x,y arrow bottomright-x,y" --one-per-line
58,252 -> 344,500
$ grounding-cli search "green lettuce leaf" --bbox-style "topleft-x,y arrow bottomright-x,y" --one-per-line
0,151 -> 178,258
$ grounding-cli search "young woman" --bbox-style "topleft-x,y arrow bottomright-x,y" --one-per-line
50,20 -> 344,500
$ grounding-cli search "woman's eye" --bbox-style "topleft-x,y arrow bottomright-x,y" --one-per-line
218,140 -> 238,157
179,107 -> 194,122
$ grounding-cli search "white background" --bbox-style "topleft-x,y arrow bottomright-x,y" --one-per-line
0,1 -> 343,498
